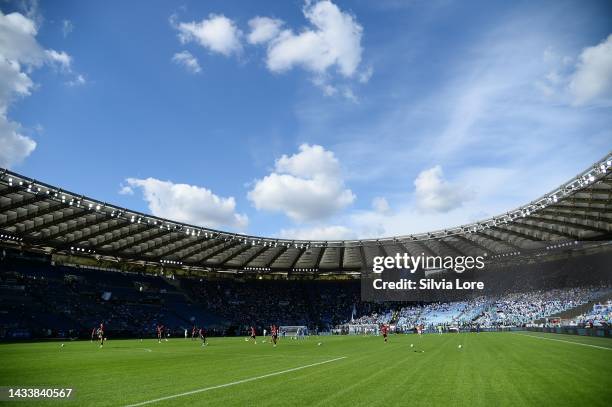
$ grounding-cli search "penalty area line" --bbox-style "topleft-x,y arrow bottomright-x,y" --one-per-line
124,356 -> 347,406
513,332 -> 612,351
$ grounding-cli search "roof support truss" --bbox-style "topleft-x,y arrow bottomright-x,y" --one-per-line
20,209 -> 88,236
36,213 -> 109,242
1,203 -> 65,229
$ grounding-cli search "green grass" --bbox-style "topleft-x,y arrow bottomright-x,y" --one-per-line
1,332 -> 611,406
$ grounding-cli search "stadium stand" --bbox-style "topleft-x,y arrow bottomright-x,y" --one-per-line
0,155 -> 611,340
0,154 -> 610,276
1,246 -> 610,339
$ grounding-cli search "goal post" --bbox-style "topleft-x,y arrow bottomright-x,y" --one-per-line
279,326 -> 309,339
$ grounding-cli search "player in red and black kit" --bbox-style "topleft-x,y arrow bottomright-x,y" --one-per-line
157,324 -> 164,343
97,322 -> 105,348
199,327 -> 207,347
250,326 -> 257,344
191,326 -> 197,341
271,325 -> 279,347
381,324 -> 389,343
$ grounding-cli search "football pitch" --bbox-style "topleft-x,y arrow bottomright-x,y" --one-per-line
0,332 -> 611,406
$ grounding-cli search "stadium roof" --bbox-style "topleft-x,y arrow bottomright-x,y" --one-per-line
1,153 -> 611,274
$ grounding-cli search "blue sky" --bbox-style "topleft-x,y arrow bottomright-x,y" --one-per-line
1,0 -> 611,240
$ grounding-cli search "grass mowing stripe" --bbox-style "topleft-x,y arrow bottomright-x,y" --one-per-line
2,335 -> 609,406
513,332 -> 612,351
124,356 -> 347,407
310,343 -> 411,406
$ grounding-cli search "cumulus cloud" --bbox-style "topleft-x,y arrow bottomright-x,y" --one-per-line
264,0 -> 363,78
0,9 -> 73,168
0,114 -> 37,169
0,58 -> 33,110
248,144 -> 355,222
414,166 -> 469,213
126,177 -> 248,229
279,225 -> 356,240
172,50 -> 202,73
174,14 -> 242,57
569,34 -> 612,105
247,17 -> 283,45
45,49 -> 72,71
0,11 -> 41,65
170,2 -> 367,97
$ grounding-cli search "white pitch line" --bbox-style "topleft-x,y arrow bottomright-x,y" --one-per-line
124,356 -> 347,407
514,333 -> 612,351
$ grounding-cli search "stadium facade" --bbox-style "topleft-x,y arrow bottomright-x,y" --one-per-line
0,154 -> 610,276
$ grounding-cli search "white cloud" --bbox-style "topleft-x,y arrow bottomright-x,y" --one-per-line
118,185 -> 134,195
45,49 -> 72,71
275,143 -> 339,177
172,50 -> 202,74
248,144 -> 355,222
0,58 -> 33,110
302,165 -> 522,239
414,166 -> 469,213
126,177 -> 248,229
569,34 -> 612,105
289,13 -> 611,239
62,19 -> 73,38
0,9 -> 73,168
247,17 -> 283,45
0,113 -> 36,168
279,225 -> 356,240
170,2 -> 367,97
0,10 -> 43,66
372,196 -> 390,214
264,0 -> 363,78
175,14 -> 242,57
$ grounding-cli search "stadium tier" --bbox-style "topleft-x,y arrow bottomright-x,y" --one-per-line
1,248 -> 611,340
0,154 -> 611,275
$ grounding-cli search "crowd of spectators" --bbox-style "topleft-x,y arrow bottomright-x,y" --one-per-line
571,301 -> 612,327
182,278 -> 362,334
0,261 -> 207,339
474,287 -> 608,327
350,310 -> 394,325
1,252 -> 610,339
0,258 -> 367,338
349,286 -> 611,331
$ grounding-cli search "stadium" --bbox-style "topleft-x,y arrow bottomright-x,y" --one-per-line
1,155 -> 611,406
1,1 -> 612,406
